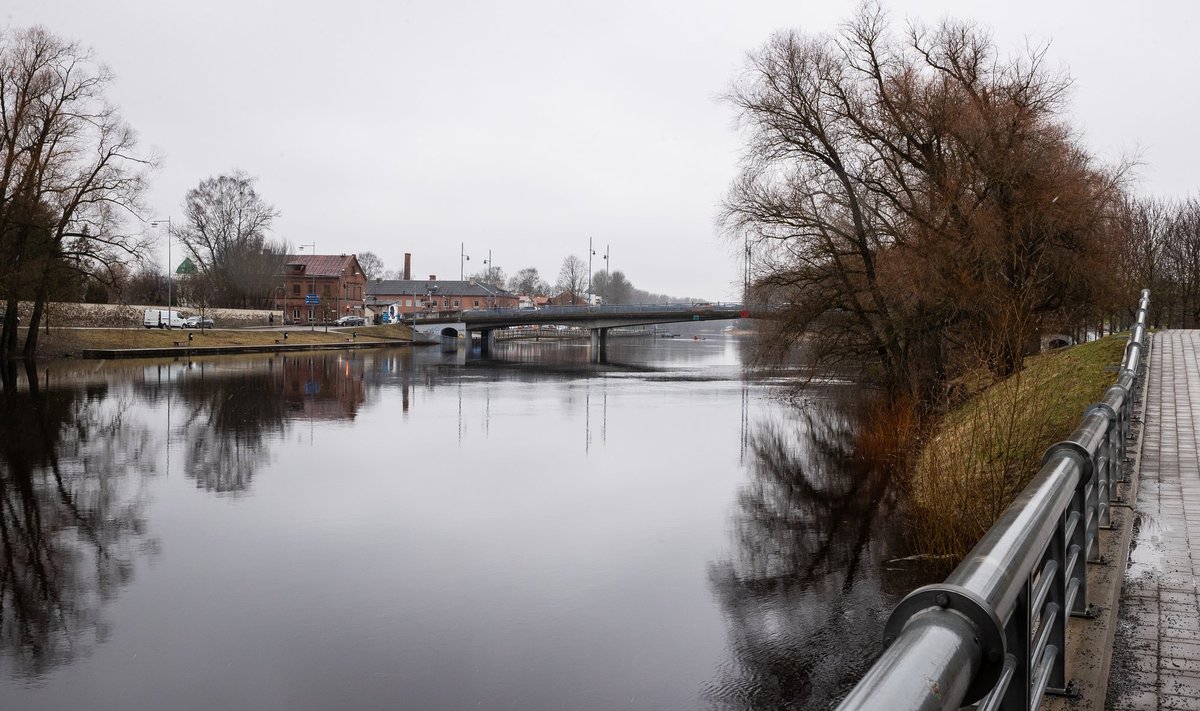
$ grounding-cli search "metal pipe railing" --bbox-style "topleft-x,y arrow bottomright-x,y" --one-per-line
838,289 -> 1151,710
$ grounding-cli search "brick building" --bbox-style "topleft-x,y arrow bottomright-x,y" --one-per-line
279,254 -> 367,324
366,278 -> 519,319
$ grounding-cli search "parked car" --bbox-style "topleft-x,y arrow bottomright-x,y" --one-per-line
183,316 -> 214,329
334,315 -> 366,326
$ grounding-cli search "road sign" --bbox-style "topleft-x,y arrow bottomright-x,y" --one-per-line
305,294 -> 320,305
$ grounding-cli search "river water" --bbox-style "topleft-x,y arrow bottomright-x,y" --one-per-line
0,335 -> 932,710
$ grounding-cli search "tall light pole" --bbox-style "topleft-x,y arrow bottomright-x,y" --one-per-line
298,242 -> 316,331
460,242 -> 470,281
483,249 -> 493,307
149,218 -> 173,326
587,237 -> 595,306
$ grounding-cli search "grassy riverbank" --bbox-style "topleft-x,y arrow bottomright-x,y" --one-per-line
20,323 -> 416,358
907,335 -> 1129,557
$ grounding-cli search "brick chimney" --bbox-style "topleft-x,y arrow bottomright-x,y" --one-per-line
404,253 -> 411,280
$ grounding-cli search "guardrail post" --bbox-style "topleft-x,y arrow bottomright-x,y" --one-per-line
1085,403 -> 1118,530
1045,511 -> 1069,695
1000,580 -> 1033,710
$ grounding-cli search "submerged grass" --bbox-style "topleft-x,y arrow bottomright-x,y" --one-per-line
907,335 -> 1128,558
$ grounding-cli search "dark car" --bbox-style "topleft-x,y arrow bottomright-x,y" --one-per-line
334,315 -> 366,326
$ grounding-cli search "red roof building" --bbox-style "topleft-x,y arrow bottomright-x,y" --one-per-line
278,254 -> 367,324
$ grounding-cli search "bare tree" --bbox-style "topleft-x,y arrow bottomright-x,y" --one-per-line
724,5 -> 1126,398
593,270 -> 635,304
0,27 -> 152,355
473,264 -> 506,289
177,171 -> 284,308
555,255 -> 588,304
507,267 -> 549,296
357,251 -> 385,281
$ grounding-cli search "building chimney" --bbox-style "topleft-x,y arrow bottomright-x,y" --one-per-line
404,253 -> 411,280
429,274 -> 436,281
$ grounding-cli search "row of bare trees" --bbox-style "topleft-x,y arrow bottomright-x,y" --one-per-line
1114,196 -> 1200,329
725,4 -> 1136,401
0,27 -> 151,356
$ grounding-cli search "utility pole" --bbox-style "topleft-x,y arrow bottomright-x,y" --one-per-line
150,217 -> 173,325
299,242 -> 316,330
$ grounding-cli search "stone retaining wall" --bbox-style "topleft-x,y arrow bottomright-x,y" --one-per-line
4,301 -> 279,328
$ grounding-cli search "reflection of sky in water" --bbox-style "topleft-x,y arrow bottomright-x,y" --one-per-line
0,339 -> 926,710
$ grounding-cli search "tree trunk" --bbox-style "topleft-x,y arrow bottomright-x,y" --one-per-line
22,271 -> 51,357
1,297 -> 19,356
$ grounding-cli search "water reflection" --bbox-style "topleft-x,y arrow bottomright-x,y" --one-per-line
0,360 -> 155,678
0,342 -> 921,710
161,355 -> 367,493
706,395 -> 924,709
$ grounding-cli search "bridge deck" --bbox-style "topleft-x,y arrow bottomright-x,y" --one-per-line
1109,330 -> 1200,709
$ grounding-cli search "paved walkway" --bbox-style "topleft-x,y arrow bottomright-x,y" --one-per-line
1107,331 -> 1200,710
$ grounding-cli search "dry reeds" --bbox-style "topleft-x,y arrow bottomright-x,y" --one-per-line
904,336 -> 1127,558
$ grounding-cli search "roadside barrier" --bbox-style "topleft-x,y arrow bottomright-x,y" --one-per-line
837,289 -> 1151,711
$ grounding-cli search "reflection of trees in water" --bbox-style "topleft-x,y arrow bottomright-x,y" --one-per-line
0,360 -> 154,677
172,361 -> 288,494
170,355 -> 365,494
706,396 -> 916,710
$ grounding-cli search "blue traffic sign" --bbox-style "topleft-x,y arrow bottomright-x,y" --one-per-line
305,294 -> 320,305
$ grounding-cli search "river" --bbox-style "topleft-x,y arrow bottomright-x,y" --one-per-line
0,334 -> 932,710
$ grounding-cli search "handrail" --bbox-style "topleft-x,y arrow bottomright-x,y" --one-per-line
837,289 -> 1151,711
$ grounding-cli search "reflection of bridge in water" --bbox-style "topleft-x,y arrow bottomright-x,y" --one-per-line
414,303 -> 751,362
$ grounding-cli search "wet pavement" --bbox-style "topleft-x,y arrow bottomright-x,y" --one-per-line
1107,331 -> 1200,710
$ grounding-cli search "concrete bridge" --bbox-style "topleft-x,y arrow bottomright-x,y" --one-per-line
837,291 -> 1200,710
414,303 -> 749,361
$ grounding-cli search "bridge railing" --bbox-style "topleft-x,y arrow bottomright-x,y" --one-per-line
461,302 -> 745,320
837,289 -> 1151,711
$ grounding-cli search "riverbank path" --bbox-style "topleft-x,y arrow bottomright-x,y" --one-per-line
1107,330 -> 1200,709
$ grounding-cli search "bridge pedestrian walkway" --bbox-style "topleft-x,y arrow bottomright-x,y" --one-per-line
1108,330 -> 1200,710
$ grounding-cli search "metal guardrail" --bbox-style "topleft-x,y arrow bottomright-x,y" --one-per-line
462,302 -> 745,321
837,289 -> 1151,711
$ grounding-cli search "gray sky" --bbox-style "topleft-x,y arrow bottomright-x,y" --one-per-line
8,1 -> 1198,300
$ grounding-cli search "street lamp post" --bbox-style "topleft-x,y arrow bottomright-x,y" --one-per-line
483,249 -> 493,308
460,242 -> 470,281
298,242 -> 316,331
587,236 -> 595,306
149,217 -> 173,327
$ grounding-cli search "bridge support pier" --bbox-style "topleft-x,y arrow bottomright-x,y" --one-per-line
477,329 -> 496,357
590,327 -> 609,363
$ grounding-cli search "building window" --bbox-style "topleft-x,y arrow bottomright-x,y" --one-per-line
292,283 -> 300,295
405,298 -> 413,307
473,300 -> 480,307
323,284 -> 331,296
453,300 -> 460,307
292,308 -> 299,319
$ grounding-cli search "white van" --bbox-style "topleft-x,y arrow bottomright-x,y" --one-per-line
143,308 -> 187,329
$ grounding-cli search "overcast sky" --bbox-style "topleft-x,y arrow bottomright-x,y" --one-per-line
8,1 -> 1198,300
